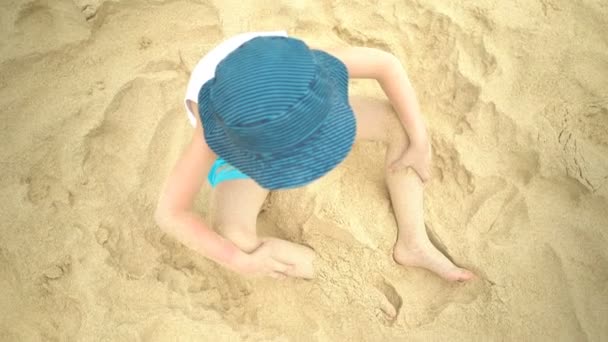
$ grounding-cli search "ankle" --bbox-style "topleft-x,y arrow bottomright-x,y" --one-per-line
394,235 -> 431,250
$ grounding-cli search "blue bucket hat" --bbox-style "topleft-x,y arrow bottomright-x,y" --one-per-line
198,36 -> 356,190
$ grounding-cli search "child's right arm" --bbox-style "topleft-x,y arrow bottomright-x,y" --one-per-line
154,118 -> 246,270
155,111 -> 296,278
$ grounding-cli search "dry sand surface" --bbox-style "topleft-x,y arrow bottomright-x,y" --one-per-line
1,0 -> 608,340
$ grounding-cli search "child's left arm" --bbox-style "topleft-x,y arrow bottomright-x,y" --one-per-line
319,46 -> 432,181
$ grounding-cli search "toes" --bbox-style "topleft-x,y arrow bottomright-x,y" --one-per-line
377,293 -> 397,318
460,270 -> 477,281
373,277 -> 402,320
447,268 -> 476,282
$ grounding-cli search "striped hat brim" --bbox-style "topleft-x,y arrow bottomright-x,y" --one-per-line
199,49 -> 356,190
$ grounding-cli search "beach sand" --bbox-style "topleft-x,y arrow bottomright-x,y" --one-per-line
1,0 -> 607,340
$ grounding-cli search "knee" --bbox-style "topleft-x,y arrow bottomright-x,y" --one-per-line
220,225 -> 261,253
216,223 -> 261,253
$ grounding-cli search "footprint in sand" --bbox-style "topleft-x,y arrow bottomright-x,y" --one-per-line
373,277 -> 403,322
139,36 -> 152,50
22,173 -> 74,209
94,219 -> 155,280
155,244 -> 254,323
465,180 -> 529,246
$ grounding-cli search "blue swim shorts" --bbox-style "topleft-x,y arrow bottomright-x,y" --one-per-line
207,157 -> 251,188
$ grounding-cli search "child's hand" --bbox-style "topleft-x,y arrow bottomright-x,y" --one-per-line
389,138 -> 432,182
230,237 -> 315,279
258,237 -> 315,279
233,240 -> 294,279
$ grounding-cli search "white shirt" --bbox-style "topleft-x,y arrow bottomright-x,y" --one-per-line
184,30 -> 289,127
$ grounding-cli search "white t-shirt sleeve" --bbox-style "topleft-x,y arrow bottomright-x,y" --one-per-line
184,30 -> 289,128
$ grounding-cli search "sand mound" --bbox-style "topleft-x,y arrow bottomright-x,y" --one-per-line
1,0 -> 607,340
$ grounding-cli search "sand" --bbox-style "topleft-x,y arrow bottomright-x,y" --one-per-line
1,0 -> 607,340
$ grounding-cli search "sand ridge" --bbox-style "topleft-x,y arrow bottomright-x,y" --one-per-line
1,0 -> 607,340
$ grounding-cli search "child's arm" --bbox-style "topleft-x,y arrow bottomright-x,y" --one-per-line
320,46 -> 431,181
155,111 -> 295,277
154,118 -> 245,269
322,46 -> 427,142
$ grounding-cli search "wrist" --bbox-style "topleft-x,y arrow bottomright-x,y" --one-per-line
409,132 -> 429,147
402,119 -> 428,144
227,248 -> 251,272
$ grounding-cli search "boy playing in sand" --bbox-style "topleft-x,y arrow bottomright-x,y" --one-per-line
155,32 -> 474,281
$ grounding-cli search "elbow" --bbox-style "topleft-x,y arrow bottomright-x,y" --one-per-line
384,53 -> 403,76
154,205 -> 175,233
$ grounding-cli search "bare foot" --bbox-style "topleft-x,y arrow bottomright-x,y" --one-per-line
393,240 -> 475,282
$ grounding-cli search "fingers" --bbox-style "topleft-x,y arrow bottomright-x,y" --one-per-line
269,272 -> 287,280
271,259 -> 293,274
265,259 -> 293,279
390,162 -> 432,183
388,161 -> 414,175
389,155 -> 413,173
389,161 -> 402,173
420,167 -> 432,182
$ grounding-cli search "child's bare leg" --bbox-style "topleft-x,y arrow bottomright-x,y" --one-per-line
209,178 -> 315,278
385,149 -> 474,281
350,96 -> 474,281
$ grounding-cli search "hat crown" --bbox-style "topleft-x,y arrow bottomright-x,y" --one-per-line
197,37 -> 355,190
207,37 -> 334,153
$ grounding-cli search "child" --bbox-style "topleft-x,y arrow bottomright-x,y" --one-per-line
155,31 -> 474,281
